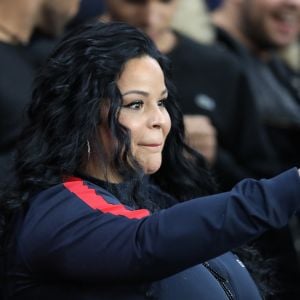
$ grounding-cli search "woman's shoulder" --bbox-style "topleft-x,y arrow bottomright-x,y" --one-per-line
25,176 -> 151,227
18,177 -> 151,262
30,176 -> 122,211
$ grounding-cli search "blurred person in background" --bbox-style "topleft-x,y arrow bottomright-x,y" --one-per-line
0,0 -> 80,185
212,0 -> 300,298
212,0 -> 300,175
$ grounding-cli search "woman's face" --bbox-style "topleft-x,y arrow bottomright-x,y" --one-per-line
117,55 -> 171,174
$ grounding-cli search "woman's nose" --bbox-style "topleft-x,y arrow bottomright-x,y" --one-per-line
148,106 -> 167,129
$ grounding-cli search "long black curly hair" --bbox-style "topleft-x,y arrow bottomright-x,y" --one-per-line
0,21 -> 216,248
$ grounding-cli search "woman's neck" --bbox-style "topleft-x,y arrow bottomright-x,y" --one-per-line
85,161 -> 123,184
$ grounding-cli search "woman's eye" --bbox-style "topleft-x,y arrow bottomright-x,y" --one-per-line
158,98 -> 168,107
123,100 -> 143,110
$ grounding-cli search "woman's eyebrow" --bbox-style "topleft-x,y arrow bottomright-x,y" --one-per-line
122,88 -> 168,97
122,90 -> 149,97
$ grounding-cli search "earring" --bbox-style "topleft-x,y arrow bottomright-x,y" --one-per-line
87,140 -> 91,160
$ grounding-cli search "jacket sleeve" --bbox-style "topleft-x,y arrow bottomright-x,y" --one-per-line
21,168 -> 300,283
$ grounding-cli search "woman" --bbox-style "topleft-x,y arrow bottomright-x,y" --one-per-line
1,21 -> 300,299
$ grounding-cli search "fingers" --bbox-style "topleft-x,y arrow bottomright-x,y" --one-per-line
184,115 -> 217,165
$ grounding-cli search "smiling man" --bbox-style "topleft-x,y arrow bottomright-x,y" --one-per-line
215,0 -> 300,52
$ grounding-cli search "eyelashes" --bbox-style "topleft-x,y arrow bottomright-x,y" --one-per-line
122,98 -> 168,110
122,100 -> 143,110
158,98 -> 168,107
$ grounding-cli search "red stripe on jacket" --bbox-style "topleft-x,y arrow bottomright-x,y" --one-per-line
63,177 -> 150,219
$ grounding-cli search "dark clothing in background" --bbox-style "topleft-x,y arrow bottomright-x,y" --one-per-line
215,27 -> 300,172
4,168 -> 300,299
67,0 -> 105,29
0,42 -> 34,182
167,31 -> 282,190
0,36 -> 56,184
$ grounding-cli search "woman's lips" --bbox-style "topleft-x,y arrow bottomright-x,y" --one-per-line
142,144 -> 161,146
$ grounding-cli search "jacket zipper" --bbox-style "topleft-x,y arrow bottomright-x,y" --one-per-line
203,262 -> 235,300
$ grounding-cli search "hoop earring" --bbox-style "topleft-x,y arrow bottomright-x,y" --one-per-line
87,140 -> 91,160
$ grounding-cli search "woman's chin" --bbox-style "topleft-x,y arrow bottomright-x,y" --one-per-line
143,162 -> 162,175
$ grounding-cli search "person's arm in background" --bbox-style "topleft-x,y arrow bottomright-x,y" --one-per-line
184,114 -> 217,165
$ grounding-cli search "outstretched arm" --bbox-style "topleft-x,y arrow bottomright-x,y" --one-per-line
21,168 -> 300,283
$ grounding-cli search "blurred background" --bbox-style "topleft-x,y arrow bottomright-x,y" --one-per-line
0,0 -> 300,299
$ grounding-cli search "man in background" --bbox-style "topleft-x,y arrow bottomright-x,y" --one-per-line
212,0 -> 300,174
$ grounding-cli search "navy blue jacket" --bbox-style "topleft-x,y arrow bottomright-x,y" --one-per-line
4,168 -> 300,299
